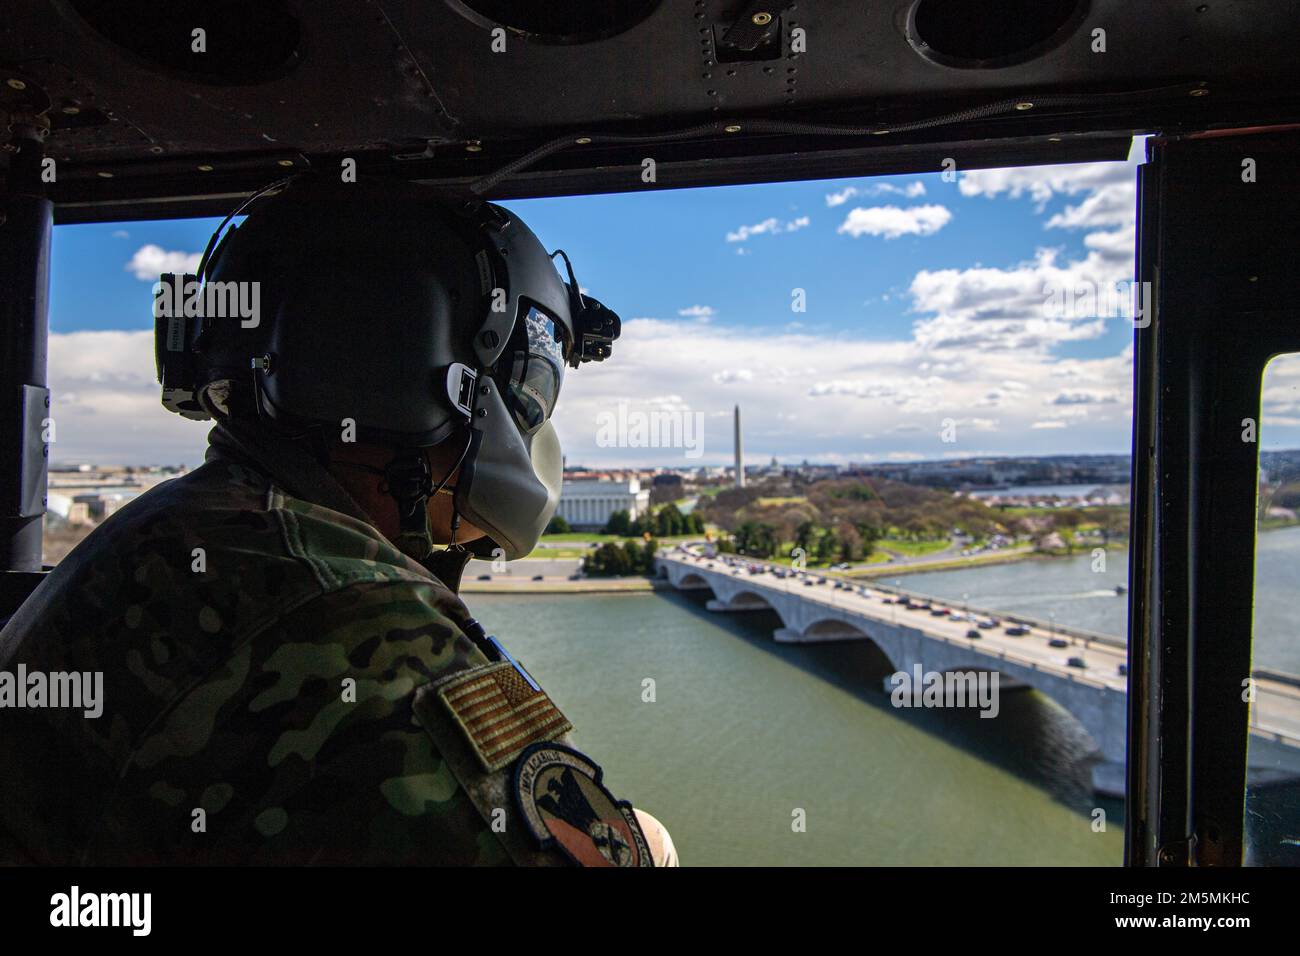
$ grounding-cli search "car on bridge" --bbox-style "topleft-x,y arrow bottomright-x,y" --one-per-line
966,629 -> 982,640
1049,638 -> 1069,648
1067,657 -> 1088,669
1005,625 -> 1029,636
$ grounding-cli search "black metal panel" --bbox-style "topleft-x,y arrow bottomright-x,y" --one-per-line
0,135 -> 51,574
1128,130 -> 1300,866
50,132 -> 1135,224
1,1 -> 1298,214
1125,159 -> 1162,865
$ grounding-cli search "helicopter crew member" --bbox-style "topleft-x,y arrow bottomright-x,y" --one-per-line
0,181 -> 676,867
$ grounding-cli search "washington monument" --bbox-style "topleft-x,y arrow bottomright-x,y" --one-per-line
734,404 -> 745,489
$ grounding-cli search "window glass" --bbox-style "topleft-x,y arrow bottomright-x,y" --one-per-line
1245,352 -> 1300,866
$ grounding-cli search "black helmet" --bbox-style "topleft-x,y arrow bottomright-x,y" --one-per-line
154,179 -> 620,560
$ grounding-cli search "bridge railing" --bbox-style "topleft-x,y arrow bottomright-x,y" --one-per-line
666,548 -> 1123,645
1247,721 -> 1300,746
667,553 -> 1300,693
666,553 -> 1119,689
665,555 -> 1299,737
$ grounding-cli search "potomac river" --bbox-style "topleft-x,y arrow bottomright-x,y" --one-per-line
475,587 -> 1124,866
470,526 -> 1300,865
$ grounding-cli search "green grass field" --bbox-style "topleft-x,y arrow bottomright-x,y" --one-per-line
522,547 -> 595,559
527,531 -> 704,559
876,538 -> 950,557
537,532 -> 622,544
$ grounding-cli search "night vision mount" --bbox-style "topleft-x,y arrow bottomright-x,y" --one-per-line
552,248 -> 620,367
153,273 -> 210,421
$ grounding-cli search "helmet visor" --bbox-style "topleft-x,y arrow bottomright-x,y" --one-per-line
501,305 -> 567,434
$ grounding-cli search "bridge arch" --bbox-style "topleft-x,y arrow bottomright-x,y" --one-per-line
803,616 -> 868,638
727,589 -> 777,611
676,571 -> 712,590
916,643 -> 1114,760
783,616 -> 901,670
705,588 -> 795,632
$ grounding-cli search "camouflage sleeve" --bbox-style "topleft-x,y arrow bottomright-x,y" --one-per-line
96,580 -> 513,865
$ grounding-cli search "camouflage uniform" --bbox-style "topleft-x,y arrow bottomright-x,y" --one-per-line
0,427 -> 650,866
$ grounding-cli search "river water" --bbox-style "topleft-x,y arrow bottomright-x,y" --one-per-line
897,525 -> 1300,675
474,589 -> 1124,866
470,526 -> 1300,866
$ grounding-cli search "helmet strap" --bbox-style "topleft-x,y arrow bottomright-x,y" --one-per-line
383,451 -> 437,561
379,429 -> 472,562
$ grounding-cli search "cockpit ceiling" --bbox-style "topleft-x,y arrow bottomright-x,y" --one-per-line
2,1 -> 1299,221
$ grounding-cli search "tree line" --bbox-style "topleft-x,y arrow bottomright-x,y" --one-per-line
603,502 -> 705,538
582,538 -> 659,577
696,476 -> 1129,560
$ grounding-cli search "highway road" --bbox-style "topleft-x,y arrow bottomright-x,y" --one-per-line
670,550 -> 1300,746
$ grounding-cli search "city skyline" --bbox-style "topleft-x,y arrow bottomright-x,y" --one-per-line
42,138 -> 1300,467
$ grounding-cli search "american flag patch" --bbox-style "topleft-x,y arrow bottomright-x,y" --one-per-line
436,662 -> 573,772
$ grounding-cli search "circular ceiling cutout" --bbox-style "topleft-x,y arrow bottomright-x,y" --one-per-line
448,0 -> 663,45
68,0 -> 301,85
906,0 -> 1089,69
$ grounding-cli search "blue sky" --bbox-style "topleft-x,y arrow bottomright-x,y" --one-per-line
46,139 -> 1296,468
51,170 -> 1127,357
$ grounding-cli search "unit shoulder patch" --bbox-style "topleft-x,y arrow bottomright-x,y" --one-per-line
512,742 -> 653,867
435,661 -> 573,772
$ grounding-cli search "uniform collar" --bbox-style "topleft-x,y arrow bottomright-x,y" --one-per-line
206,419 -> 472,593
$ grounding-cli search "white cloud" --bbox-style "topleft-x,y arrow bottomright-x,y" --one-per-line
111,230 -> 130,239
908,244 -> 1126,352
1082,224 -> 1136,263
826,187 -> 857,208
125,244 -> 202,281
906,147 -> 1143,353
726,215 -> 810,242
677,305 -> 716,319
543,317 -> 1134,465
43,290 -> 1138,468
1046,182 -> 1136,231
1050,390 -> 1120,405
712,369 -> 754,384
838,204 -> 951,240
959,161 -> 1134,207
47,331 -> 209,465
826,181 -> 927,206
1262,353 -> 1300,449
46,313 -> 1137,468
